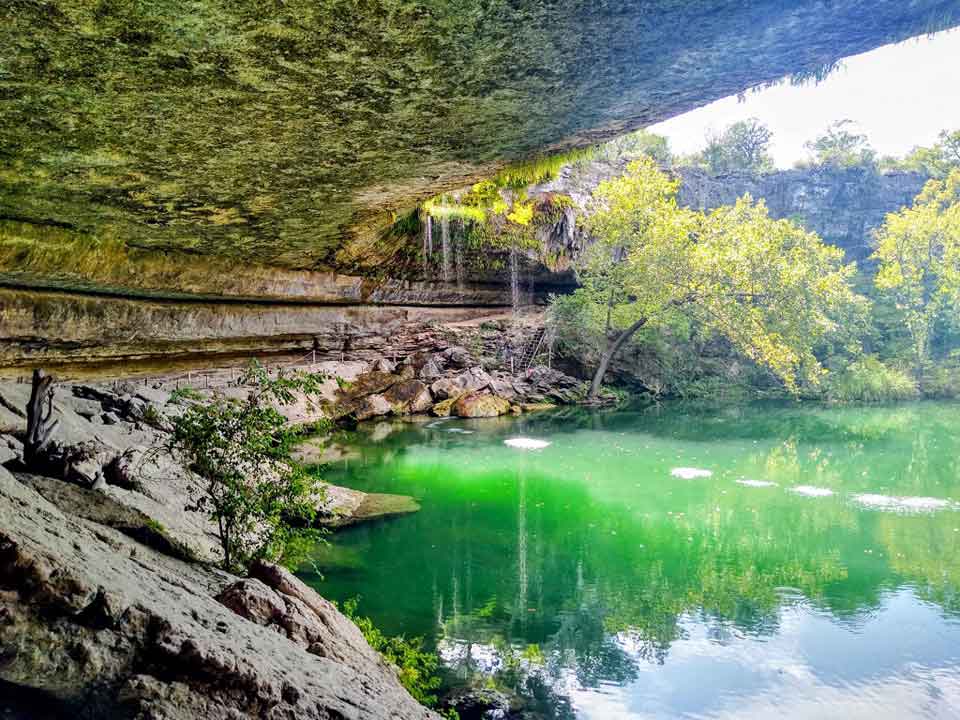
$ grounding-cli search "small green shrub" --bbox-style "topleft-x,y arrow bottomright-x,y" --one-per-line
341,598 -> 445,709
168,361 -> 328,572
170,386 -> 203,403
825,356 -> 918,402
141,403 -> 165,428
921,364 -> 960,398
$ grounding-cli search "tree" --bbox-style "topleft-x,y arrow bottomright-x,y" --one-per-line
169,362 -> 326,572
872,169 -> 960,379
24,369 -> 59,469
599,129 -> 673,166
804,120 -> 876,167
567,157 -> 859,400
694,118 -> 774,174
897,129 -> 960,178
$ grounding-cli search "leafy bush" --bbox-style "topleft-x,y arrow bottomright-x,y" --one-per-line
921,362 -> 960,398
168,361 -> 327,572
170,386 -> 203,403
340,598 -> 445,709
824,356 -> 918,402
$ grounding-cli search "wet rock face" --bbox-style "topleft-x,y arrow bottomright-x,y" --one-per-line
0,467 -> 440,719
1,0 -> 952,303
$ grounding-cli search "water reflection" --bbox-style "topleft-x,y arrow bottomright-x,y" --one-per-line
301,401 -> 960,718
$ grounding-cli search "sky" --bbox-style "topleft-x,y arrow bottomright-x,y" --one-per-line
648,29 -> 960,168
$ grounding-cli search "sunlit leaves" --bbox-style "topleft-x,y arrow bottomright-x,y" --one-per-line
872,169 -> 960,372
564,157 -> 861,392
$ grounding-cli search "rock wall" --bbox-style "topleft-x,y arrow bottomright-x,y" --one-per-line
3,0 -> 954,278
0,287 -> 504,372
534,160 -> 930,264
677,166 -> 929,261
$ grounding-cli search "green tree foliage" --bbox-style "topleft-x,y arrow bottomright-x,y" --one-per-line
872,169 -> 960,378
803,119 -> 876,167
596,129 -> 673,166
891,129 -> 960,178
340,599 -> 448,711
824,355 -> 918,402
561,157 -> 860,399
169,362 -> 326,572
691,118 -> 774,174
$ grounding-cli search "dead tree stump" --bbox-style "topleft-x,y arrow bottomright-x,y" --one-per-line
24,369 -> 59,468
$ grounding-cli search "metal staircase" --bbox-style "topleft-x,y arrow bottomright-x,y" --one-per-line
516,327 -> 547,372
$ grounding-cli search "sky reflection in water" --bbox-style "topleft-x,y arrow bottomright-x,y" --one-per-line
301,401 -> 960,719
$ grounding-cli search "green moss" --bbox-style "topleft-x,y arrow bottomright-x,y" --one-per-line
1,0 -> 955,289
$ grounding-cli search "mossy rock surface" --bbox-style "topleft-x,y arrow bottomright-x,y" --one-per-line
454,393 -> 511,418
2,0 -> 956,294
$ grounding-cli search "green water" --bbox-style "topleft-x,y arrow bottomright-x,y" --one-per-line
301,402 -> 960,718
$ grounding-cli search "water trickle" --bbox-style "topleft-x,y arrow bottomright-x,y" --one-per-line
441,217 -> 451,282
510,244 -> 520,314
455,223 -> 464,289
423,214 -> 432,276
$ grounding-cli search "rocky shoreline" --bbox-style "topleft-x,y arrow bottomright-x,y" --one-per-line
0,326 -> 586,718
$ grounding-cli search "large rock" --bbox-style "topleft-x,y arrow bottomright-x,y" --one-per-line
352,393 -> 393,421
384,379 -> 433,415
430,367 -> 493,400
0,466 -> 440,719
454,394 -> 512,418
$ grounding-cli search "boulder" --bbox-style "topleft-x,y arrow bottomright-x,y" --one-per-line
384,379 -> 433,415
441,346 -> 474,369
454,394 -> 511,418
0,442 -> 16,465
370,357 -> 397,374
431,397 -> 458,417
135,386 -> 171,406
418,357 -> 444,381
488,376 -> 518,400
352,393 -> 392,421
338,371 -> 401,400
430,366 -> 492,400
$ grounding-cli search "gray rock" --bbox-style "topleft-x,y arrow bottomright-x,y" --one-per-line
135,386 -> 171,406
0,442 -> 16,465
431,366 -> 492,400
0,466 -> 439,719
61,395 -> 104,419
383,379 -> 433,415
353,393 -> 393,421
419,357 -> 444,381
370,357 -> 397,374
101,411 -> 121,425
441,346 -> 474,369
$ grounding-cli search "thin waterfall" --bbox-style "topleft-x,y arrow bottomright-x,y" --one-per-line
422,214 -> 431,277
455,222 -> 464,289
510,243 -> 520,314
441,217 -> 451,282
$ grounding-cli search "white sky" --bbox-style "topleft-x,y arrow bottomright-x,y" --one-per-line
648,29 -> 960,168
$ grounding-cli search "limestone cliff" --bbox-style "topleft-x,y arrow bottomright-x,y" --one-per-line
1,0 -> 956,290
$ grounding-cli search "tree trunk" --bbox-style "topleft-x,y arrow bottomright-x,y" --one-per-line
24,369 -> 60,468
587,317 -> 649,401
